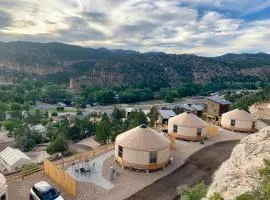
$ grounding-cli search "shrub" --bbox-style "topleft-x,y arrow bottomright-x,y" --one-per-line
51,112 -> 58,117
22,163 -> 40,172
235,193 -> 255,200
177,182 -> 207,200
209,192 -> 224,200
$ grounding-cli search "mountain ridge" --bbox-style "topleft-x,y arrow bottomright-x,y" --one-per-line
0,41 -> 270,87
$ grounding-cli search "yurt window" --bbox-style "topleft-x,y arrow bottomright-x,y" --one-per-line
252,121 -> 256,129
197,128 -> 202,136
173,125 -> 177,132
149,151 -> 157,164
231,119 -> 236,126
118,145 -> 123,158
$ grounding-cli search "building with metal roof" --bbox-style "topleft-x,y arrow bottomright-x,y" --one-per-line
115,124 -> 170,171
221,109 -> 257,132
157,110 -> 176,125
205,96 -> 231,119
0,147 -> 32,172
180,104 -> 204,117
206,96 -> 231,105
168,112 -> 208,141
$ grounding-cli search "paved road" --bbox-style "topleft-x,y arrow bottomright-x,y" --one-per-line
126,140 -> 239,200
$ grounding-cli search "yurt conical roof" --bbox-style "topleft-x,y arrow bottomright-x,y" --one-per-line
222,109 -> 255,121
116,124 -> 169,151
0,173 -> 7,196
169,112 -> 207,128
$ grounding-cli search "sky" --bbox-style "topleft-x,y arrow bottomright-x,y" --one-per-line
0,0 -> 270,56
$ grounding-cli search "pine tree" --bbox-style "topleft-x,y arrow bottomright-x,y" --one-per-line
95,113 -> 111,145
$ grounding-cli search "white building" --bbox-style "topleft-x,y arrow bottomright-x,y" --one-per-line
0,147 -> 32,172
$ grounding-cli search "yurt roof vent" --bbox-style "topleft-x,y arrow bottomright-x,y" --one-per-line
140,124 -> 147,128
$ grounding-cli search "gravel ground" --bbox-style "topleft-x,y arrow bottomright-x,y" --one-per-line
0,141 -> 15,152
68,142 -> 92,153
77,137 -> 100,149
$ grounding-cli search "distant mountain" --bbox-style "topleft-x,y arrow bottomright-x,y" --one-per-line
215,52 -> 270,66
0,41 -> 269,87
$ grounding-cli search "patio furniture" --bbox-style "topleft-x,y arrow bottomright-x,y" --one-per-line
85,168 -> 91,176
80,167 -> 86,175
75,167 -> 80,175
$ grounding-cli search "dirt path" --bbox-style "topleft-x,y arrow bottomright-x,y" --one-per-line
126,140 -> 239,200
0,141 -> 15,152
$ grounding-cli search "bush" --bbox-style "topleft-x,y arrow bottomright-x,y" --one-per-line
258,159 -> 270,199
210,192 -> 224,200
56,107 -> 64,112
177,182 -> 207,200
165,95 -> 174,103
47,135 -> 68,154
22,163 -> 40,172
51,112 -> 58,117
236,193 -> 255,200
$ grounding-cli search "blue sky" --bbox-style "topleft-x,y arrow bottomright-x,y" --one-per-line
0,0 -> 270,56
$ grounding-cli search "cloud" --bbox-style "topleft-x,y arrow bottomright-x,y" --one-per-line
82,11 -> 108,23
0,11 -> 13,28
0,0 -> 270,55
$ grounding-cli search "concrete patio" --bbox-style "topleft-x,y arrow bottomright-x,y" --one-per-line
66,151 -> 115,190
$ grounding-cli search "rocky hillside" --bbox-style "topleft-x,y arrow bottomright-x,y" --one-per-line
249,103 -> 270,121
0,41 -> 270,86
205,126 -> 270,199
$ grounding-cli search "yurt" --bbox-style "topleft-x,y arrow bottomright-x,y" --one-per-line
168,112 -> 208,141
221,109 -> 256,132
115,124 -> 170,171
0,173 -> 7,200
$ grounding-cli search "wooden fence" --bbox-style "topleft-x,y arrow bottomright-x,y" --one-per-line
54,143 -> 115,168
207,124 -> 219,136
44,159 -> 76,198
6,166 -> 42,183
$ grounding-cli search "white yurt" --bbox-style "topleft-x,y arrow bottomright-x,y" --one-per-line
168,112 -> 208,141
115,124 -> 170,171
221,109 -> 256,132
0,173 -> 7,200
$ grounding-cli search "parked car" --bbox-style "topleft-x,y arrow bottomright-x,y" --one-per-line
30,181 -> 64,200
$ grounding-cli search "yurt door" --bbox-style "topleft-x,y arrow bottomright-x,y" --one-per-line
197,128 -> 202,137
149,151 -> 157,169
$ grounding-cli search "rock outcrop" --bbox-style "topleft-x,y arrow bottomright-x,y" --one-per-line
249,103 -> 270,120
206,126 -> 270,199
